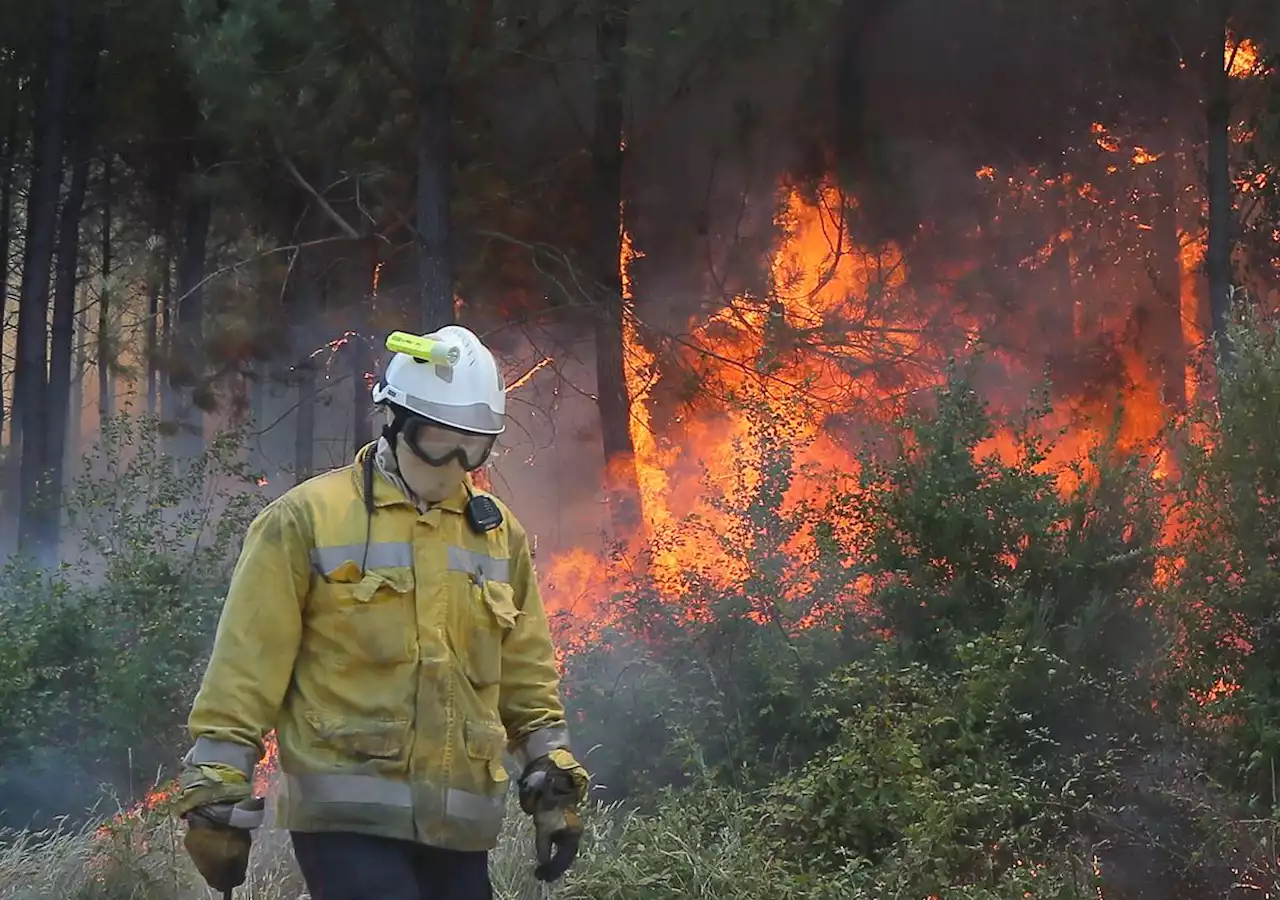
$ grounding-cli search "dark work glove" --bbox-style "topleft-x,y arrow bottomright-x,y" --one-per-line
519,754 -> 587,883
182,797 -> 265,892
531,807 -> 583,883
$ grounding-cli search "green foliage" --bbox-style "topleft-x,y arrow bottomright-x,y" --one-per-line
850,366 -> 1163,676
0,414 -> 265,828
1161,303 -> 1280,804
768,636 -> 1107,897
561,364 -> 1178,894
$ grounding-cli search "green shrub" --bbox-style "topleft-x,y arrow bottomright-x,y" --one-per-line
849,365 -> 1163,680
767,634 -> 1108,897
0,414 -> 265,828
561,364 -> 1175,895
1161,303 -> 1280,805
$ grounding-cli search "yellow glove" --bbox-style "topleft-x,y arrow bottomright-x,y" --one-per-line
518,749 -> 590,882
172,763 -> 253,817
172,763 -> 264,892
184,812 -> 253,893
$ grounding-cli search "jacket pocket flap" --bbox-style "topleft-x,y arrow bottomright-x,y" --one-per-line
481,581 -> 522,629
349,566 -> 414,602
464,721 -> 508,761
305,712 -> 409,760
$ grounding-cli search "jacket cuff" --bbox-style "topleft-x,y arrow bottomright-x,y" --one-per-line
510,723 -> 572,770
183,736 -> 261,777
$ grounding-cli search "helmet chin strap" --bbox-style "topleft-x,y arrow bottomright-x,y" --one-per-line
381,405 -> 407,448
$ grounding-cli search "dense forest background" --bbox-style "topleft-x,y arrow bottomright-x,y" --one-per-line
0,0 -> 1279,897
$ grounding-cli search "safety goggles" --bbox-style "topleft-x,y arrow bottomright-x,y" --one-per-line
400,416 -> 497,472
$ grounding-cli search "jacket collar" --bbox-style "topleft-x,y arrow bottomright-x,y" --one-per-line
352,439 -> 470,515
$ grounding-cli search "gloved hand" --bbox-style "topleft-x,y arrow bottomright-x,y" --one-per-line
172,762 -> 264,892
529,806 -> 583,883
518,749 -> 590,883
183,799 -> 264,892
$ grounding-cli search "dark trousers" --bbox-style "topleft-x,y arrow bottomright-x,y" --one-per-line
291,831 -> 493,900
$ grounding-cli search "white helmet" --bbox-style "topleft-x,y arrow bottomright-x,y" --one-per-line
371,325 -> 506,436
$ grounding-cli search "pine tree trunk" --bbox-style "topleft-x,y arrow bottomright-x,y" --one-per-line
15,0 -> 75,561
1153,151 -> 1185,411
293,252 -> 318,484
1206,9 -> 1233,362
97,156 -> 113,422
44,14 -> 103,556
351,323 -> 371,453
69,277 -> 85,471
45,153 -> 92,556
145,272 -> 160,416
415,0 -> 455,330
160,229 -> 175,419
0,88 -> 18,446
1045,177 -> 1074,382
590,0 -> 641,534
172,179 -> 212,456
351,249 -> 377,453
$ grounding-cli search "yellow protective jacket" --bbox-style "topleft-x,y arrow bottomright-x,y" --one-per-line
184,442 -> 572,851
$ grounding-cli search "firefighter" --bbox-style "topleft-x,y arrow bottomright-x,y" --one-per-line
172,325 -> 589,900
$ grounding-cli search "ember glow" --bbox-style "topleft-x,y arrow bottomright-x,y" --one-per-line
1227,36 -> 1261,78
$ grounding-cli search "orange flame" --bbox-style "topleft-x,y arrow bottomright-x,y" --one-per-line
1227,37 -> 1260,78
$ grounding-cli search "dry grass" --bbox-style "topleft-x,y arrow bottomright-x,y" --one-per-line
0,796 -> 655,900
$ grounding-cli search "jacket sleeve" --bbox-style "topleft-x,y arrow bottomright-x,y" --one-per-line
499,516 -> 573,769
184,496 -> 312,776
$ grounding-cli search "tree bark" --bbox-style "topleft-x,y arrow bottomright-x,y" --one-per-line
351,248 -> 379,453
350,327 -> 372,452
1152,150 -> 1186,411
293,251 -> 319,484
1044,176 -> 1075,384
97,155 -> 112,422
145,266 -> 161,416
415,0 -> 455,331
160,228 -> 175,419
590,0 -> 641,534
0,84 -> 19,447
172,176 -> 212,456
1205,6 -> 1233,362
44,12 -> 103,556
15,0 -> 75,561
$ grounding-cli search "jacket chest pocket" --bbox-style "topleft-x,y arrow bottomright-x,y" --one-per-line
458,577 -> 522,688
312,561 -> 416,666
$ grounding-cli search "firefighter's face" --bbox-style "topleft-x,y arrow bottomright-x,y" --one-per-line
394,436 -> 467,504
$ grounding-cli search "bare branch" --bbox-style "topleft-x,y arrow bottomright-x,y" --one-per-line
276,145 -> 363,240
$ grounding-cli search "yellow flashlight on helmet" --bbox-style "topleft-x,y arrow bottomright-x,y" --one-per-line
386,331 -> 460,366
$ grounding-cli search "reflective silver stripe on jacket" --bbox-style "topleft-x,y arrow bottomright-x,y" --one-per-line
184,737 -> 260,776
446,546 -> 510,583
284,773 -> 504,827
511,724 -> 572,769
287,772 -> 412,807
311,541 -> 414,573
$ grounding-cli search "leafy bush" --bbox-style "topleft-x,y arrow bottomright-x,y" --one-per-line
560,364 -> 1196,895
767,635 -> 1108,897
849,368 -> 1163,680
1161,303 -> 1280,805
0,414 -> 265,829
